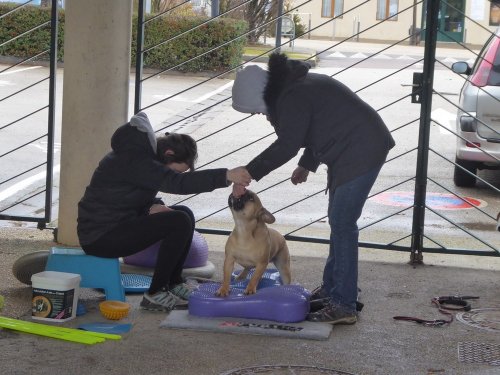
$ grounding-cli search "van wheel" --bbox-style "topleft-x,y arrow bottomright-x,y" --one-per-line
454,158 -> 477,187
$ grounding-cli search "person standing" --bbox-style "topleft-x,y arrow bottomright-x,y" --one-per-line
231,53 -> 395,324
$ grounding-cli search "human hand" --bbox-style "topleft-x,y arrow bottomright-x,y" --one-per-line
291,166 -> 309,185
149,204 -> 173,215
226,167 -> 251,186
232,183 -> 246,198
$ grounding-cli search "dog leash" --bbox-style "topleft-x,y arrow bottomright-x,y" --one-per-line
393,295 -> 479,327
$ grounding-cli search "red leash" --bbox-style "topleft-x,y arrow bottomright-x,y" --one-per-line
393,295 -> 479,327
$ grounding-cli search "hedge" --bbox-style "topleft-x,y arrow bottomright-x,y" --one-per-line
0,3 -> 247,73
0,4 -> 65,61
132,13 -> 247,72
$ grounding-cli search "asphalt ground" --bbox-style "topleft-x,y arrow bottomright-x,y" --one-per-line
0,225 -> 499,375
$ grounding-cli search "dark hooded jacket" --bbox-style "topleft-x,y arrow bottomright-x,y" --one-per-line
77,117 -> 229,246
245,53 -> 395,189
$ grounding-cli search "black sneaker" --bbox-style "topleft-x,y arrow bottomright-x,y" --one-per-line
310,284 -> 328,300
307,303 -> 357,325
309,285 -> 364,312
311,285 -> 363,299
309,285 -> 329,312
311,299 -> 364,313
310,297 -> 330,312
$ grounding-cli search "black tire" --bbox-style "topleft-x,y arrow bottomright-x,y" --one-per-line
454,157 -> 477,187
12,251 -> 50,285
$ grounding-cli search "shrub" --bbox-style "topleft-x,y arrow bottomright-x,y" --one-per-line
0,3 -> 65,61
0,3 -> 247,72
132,14 -> 247,72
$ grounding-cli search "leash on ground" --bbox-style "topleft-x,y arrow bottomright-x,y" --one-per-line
393,295 -> 479,327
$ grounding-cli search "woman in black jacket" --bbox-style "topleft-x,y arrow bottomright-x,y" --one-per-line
77,112 -> 251,311
231,53 -> 395,325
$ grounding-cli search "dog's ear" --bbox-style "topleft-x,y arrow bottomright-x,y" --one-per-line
259,208 -> 276,224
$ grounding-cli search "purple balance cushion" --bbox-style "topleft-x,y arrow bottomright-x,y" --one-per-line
231,268 -> 283,289
188,283 -> 310,323
123,230 -> 209,268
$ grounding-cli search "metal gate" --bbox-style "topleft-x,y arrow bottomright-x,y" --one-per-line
0,0 -> 58,229
0,0 -> 497,260
133,0 -> 499,261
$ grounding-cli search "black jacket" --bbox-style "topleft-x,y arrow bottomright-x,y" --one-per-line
246,53 -> 395,189
77,122 -> 229,246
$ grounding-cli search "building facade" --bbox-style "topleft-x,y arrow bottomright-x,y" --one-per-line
293,0 -> 500,46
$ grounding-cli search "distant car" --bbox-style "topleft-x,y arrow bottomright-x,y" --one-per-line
451,27 -> 500,187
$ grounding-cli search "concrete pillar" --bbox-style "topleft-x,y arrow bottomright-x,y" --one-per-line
57,0 -> 133,245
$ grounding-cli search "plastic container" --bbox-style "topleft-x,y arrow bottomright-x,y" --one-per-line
99,301 -> 130,320
31,271 -> 81,322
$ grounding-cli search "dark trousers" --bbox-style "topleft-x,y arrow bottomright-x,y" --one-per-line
82,205 -> 195,294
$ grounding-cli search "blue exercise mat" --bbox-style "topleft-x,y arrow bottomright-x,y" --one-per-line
231,268 -> 283,290
79,323 -> 132,334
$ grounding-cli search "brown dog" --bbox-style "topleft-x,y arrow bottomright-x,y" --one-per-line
215,190 -> 291,297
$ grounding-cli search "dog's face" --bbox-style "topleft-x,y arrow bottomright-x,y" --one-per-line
228,190 -> 275,224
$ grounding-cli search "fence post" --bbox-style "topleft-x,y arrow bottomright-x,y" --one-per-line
134,0 -> 145,114
43,0 -> 59,228
211,0 -> 219,17
410,0 -> 440,264
275,0 -> 284,52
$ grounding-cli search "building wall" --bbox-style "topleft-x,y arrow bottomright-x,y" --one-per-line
463,0 -> 499,45
292,0 -> 498,46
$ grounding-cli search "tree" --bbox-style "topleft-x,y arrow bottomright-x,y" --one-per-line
150,0 -> 193,14
218,0 -> 281,44
245,0 -> 278,43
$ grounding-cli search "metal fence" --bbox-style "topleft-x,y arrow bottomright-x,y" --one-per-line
0,0 -> 498,261
0,0 -> 58,229
133,0 -> 499,261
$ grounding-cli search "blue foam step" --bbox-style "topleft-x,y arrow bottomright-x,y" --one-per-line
121,274 -> 151,293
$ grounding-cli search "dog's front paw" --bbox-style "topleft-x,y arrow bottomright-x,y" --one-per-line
215,286 -> 230,297
243,287 -> 257,295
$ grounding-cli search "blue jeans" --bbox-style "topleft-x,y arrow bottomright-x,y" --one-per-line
322,165 -> 383,312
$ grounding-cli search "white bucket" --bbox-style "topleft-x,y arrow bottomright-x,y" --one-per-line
31,271 -> 81,322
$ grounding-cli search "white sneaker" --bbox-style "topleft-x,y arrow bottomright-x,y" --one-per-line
140,289 -> 185,311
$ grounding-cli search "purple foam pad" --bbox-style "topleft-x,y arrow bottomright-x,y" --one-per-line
123,230 -> 209,268
188,283 -> 310,323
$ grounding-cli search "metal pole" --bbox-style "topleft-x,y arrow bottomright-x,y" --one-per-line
410,0 -> 440,264
134,0 -> 145,114
275,0 -> 284,51
211,0 -> 219,18
308,15 -> 311,39
411,0 -> 417,45
356,19 -> 360,42
43,0 -> 59,228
